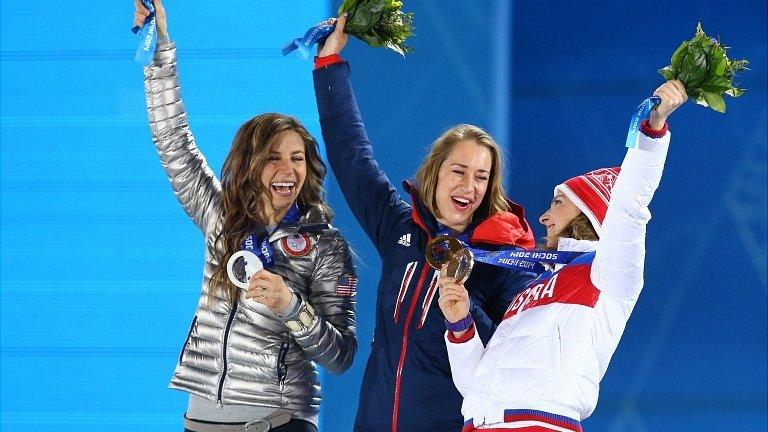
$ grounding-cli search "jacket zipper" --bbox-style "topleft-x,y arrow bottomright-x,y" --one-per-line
391,262 -> 432,432
216,301 -> 239,407
277,333 -> 290,390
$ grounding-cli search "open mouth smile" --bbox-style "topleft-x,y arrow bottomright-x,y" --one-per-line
271,181 -> 296,196
451,195 -> 473,211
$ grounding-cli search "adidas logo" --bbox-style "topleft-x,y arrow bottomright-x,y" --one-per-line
397,233 -> 411,247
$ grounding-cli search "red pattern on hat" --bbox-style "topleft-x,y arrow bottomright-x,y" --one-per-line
556,167 -> 621,235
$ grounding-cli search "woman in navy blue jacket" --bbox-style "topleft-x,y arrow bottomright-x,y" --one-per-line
312,15 -> 537,431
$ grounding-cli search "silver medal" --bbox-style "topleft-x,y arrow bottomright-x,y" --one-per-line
226,250 -> 264,290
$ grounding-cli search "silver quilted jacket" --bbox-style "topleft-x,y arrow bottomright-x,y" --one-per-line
143,38 -> 357,417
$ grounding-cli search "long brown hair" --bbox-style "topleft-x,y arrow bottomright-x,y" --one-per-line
415,124 -> 510,222
543,213 -> 598,249
211,113 -> 330,304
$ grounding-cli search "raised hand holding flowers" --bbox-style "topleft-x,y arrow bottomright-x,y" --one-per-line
659,22 -> 748,113
338,0 -> 414,56
283,0 -> 414,58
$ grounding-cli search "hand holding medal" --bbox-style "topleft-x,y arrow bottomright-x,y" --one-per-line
225,205 -> 303,314
226,248 -> 293,314
427,235 -> 474,325
244,270 -> 294,314
437,266 -> 471,325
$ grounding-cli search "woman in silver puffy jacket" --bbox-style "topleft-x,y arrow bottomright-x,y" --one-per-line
134,2 -> 357,431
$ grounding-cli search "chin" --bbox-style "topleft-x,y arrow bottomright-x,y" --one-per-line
447,216 -> 472,229
272,196 -> 297,209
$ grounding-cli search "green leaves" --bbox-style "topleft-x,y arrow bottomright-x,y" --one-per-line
338,0 -> 414,56
658,22 -> 748,113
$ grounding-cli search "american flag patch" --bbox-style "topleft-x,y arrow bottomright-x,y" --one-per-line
336,275 -> 358,297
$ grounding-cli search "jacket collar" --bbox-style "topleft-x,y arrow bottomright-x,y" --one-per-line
557,237 -> 597,253
549,237 -> 597,271
403,179 -> 535,250
270,205 -> 330,241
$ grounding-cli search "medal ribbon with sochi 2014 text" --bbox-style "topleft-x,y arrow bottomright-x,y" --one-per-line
625,96 -> 661,148
433,227 -> 583,273
131,0 -> 157,65
241,204 -> 302,269
282,21 -> 336,59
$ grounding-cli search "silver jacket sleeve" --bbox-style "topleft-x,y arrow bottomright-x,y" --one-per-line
144,38 -> 221,235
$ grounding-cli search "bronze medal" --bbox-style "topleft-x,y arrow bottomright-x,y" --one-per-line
445,248 -> 474,284
425,235 -> 475,283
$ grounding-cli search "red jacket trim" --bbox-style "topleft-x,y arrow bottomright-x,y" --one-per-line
314,54 -> 344,69
639,118 -> 668,139
446,323 -> 476,343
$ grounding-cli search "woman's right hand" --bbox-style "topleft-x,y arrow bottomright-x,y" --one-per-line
317,13 -> 348,57
437,267 -> 471,325
134,0 -> 167,36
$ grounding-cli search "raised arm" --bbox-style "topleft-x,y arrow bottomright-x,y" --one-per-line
139,0 -> 221,235
313,16 -> 411,252
592,80 -> 687,299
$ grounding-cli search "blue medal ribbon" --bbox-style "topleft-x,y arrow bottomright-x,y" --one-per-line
625,96 -> 661,148
131,0 -> 157,65
282,22 -> 336,59
436,225 -> 583,273
470,248 -> 583,273
241,204 -> 302,269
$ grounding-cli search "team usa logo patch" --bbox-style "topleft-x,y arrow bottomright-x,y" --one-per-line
281,233 -> 312,257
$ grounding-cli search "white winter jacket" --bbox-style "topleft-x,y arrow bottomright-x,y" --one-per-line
446,130 -> 670,430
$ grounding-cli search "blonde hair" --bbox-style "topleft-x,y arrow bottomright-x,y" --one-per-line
415,124 -> 510,221
543,213 -> 598,249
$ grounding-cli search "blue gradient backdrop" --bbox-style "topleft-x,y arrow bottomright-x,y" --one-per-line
1,1 -> 765,431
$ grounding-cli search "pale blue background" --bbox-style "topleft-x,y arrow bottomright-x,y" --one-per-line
1,1 -> 765,431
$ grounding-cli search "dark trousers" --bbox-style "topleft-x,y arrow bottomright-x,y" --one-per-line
184,418 -> 317,432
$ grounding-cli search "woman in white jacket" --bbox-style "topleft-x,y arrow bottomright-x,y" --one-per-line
438,80 -> 687,432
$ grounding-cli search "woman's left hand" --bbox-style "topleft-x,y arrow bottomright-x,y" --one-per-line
649,80 -> 688,129
317,13 -> 348,57
245,269 -> 293,314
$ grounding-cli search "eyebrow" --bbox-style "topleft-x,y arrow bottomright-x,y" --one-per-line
269,150 -> 306,155
450,163 -> 490,174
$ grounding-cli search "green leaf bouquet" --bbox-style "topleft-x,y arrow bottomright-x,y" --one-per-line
659,23 -> 748,113
338,0 -> 414,56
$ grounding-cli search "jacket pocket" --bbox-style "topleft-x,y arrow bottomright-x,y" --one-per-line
179,315 -> 198,364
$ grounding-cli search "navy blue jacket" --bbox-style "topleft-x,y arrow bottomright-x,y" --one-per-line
314,62 -> 537,432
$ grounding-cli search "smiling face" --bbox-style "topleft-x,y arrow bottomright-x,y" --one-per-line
259,130 -> 307,225
433,140 -> 492,233
539,191 -> 582,247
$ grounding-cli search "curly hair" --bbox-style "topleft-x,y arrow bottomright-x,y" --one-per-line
210,113 -> 330,304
